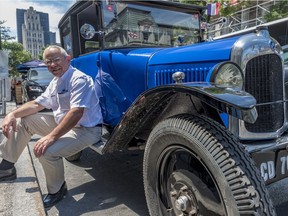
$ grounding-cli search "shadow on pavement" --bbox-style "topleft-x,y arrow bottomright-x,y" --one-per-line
32,145 -> 149,216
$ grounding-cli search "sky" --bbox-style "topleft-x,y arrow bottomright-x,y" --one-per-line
0,0 -> 77,43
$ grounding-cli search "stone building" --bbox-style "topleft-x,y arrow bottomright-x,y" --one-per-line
16,7 -> 56,58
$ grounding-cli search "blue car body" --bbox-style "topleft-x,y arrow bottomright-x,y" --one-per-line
72,36 -> 240,127
59,1 -> 287,215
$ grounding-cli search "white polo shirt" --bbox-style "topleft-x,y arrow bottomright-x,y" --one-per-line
35,66 -> 103,127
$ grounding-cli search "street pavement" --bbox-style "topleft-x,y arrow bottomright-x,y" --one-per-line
1,101 -> 288,216
0,101 -> 149,216
0,101 -> 46,216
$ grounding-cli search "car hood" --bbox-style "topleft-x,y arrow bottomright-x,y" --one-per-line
28,79 -> 51,86
148,36 -> 240,65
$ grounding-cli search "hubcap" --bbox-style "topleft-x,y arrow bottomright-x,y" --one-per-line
158,148 -> 226,216
169,182 -> 197,215
175,195 -> 189,211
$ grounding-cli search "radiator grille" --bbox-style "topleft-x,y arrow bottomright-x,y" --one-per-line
244,54 -> 284,133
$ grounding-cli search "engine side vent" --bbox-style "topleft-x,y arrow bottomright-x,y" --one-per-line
155,66 -> 210,86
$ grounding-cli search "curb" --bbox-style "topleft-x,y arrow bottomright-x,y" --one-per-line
0,101 -> 46,216
13,145 -> 46,216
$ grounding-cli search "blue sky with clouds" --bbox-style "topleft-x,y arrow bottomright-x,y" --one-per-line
0,0 -> 77,42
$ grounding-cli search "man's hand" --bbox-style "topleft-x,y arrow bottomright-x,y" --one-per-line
33,107 -> 84,157
1,100 -> 45,139
2,113 -> 17,138
33,135 -> 57,157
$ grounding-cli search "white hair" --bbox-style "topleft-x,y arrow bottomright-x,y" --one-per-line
43,45 -> 68,59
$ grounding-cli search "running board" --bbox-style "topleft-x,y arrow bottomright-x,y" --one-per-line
90,140 -> 106,154
89,124 -> 111,155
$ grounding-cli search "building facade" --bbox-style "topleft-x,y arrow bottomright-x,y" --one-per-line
49,32 -> 56,45
16,7 -> 56,58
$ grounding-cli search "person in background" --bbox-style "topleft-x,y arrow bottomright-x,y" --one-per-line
10,77 -> 16,101
0,45 -> 103,208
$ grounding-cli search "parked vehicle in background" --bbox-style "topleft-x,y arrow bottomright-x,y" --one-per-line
59,1 -> 286,215
22,66 -> 54,103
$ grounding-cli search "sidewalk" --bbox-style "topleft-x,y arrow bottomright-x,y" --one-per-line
0,101 -> 46,216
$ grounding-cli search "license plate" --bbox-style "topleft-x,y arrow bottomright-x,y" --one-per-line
252,150 -> 288,184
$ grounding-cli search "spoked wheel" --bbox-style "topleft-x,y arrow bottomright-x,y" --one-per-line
143,114 -> 276,216
163,159 -> 226,215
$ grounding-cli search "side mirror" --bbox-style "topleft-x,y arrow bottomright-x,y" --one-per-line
80,23 -> 105,39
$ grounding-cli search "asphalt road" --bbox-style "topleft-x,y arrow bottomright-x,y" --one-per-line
30,141 -> 149,216
2,104 -> 287,215
29,138 -> 288,216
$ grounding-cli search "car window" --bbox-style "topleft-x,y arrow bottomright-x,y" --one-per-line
28,67 -> 54,81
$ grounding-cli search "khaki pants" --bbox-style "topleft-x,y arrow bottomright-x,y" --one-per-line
0,113 -> 101,193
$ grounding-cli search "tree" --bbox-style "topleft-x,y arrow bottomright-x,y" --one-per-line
179,0 -> 206,6
264,1 -> 288,22
3,41 -> 32,77
0,20 -> 15,50
178,0 -> 252,16
38,46 -> 47,60
0,20 -> 32,77
0,26 -> 15,42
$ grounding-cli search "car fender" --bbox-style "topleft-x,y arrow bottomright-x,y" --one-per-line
103,83 -> 257,153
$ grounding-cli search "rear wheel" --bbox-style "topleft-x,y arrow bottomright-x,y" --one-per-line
143,114 -> 276,216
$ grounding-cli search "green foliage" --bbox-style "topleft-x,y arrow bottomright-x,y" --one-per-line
175,0 -> 288,20
264,1 -> 288,22
179,0 -> 207,6
38,47 -> 46,60
215,0 -> 252,17
1,20 -> 32,77
0,26 -> 15,41
179,0 -> 251,16
3,41 -> 32,77
0,20 -> 16,50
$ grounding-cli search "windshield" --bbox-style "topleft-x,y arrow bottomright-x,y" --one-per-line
28,67 -> 54,81
102,1 -> 201,48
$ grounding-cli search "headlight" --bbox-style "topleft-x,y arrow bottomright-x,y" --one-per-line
210,62 -> 244,90
28,86 -> 43,92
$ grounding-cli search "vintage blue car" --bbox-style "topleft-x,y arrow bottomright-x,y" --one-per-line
59,1 -> 286,215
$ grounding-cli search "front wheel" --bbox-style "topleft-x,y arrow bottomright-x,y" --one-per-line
143,114 -> 276,216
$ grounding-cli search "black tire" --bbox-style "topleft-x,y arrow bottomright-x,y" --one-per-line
143,114 -> 276,216
65,151 -> 82,162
